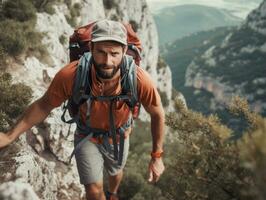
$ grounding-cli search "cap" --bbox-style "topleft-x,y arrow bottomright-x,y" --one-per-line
91,19 -> 127,45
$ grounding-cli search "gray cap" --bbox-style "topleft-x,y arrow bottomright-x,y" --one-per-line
91,19 -> 127,45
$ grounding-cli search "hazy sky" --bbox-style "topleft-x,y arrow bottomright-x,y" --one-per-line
146,0 -> 262,18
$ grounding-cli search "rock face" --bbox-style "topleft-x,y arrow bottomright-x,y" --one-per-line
185,0 -> 266,114
0,0 -> 175,199
0,182 -> 40,200
246,0 -> 266,36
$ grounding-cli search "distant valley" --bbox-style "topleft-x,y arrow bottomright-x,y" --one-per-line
154,4 -> 242,45
160,0 -> 266,119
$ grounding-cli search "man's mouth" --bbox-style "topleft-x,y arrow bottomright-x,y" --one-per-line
101,66 -> 115,71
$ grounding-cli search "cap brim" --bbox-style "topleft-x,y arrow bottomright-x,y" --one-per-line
91,36 -> 127,45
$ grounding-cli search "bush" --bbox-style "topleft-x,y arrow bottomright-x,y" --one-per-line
162,98 -> 266,200
0,46 -> 8,70
157,56 -> 167,71
129,20 -> 139,32
0,73 -> 32,132
65,2 -> 81,27
0,20 -> 27,57
32,0 -> 59,14
238,118 -> 266,200
0,0 -> 48,67
2,0 -> 37,22
109,97 -> 266,200
59,34 -> 67,45
0,19 -> 47,60
103,0 -> 116,10
70,3 -> 81,18
158,90 -> 169,107
118,119 -> 166,200
119,171 -> 145,199
110,15 -> 119,21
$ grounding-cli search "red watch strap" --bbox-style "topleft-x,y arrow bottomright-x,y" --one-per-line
151,150 -> 163,158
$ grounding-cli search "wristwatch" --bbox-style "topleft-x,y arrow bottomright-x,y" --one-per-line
151,150 -> 163,158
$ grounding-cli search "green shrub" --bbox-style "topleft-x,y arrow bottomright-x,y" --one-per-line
110,15 -> 119,21
129,20 -> 139,32
2,0 -> 37,22
161,98 -> 265,200
65,15 -> 76,27
32,0 -> 59,14
70,3 -> 81,18
0,0 -> 49,66
229,97 -> 266,199
157,56 -> 167,71
65,2 -> 81,27
0,19 -> 47,62
103,0 -> 116,10
118,119 -> 166,200
119,171 -> 145,199
158,90 -> 169,107
0,46 -> 8,70
117,97 -> 266,200
0,20 -> 27,56
59,34 -> 67,45
238,118 -> 266,200
0,73 -> 32,132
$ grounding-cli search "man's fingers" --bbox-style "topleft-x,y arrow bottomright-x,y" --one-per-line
148,158 -> 165,183
148,169 -> 153,182
148,166 -> 160,183
152,171 -> 160,182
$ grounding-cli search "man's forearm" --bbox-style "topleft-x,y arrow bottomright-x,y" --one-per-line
7,97 -> 53,142
150,110 -> 165,152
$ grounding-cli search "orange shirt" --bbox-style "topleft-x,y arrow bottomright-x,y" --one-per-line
45,60 -> 162,131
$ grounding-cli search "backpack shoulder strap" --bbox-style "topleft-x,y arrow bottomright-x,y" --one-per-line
121,55 -> 138,107
61,52 -> 92,124
72,52 -> 92,104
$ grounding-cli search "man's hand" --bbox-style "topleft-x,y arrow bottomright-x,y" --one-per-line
148,157 -> 165,183
0,132 -> 12,149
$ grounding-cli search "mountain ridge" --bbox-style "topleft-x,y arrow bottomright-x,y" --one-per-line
154,4 -> 242,44
185,0 -> 266,115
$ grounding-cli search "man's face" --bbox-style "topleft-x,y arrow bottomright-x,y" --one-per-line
91,41 -> 125,79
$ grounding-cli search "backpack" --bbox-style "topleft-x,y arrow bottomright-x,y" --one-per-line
63,21 -> 142,123
69,21 -> 142,65
61,21 -> 142,165
61,52 -> 139,124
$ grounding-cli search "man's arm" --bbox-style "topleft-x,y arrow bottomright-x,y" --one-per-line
0,93 -> 54,148
144,104 -> 165,183
145,104 -> 165,153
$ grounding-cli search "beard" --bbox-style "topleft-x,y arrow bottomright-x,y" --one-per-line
92,57 -> 122,79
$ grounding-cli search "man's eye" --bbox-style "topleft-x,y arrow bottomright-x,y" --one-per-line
97,51 -> 105,55
111,52 -> 119,57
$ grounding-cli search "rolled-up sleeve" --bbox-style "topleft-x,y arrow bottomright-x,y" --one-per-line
137,67 -> 162,110
45,61 -> 78,108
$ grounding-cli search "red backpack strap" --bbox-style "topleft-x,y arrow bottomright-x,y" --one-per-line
70,21 -> 95,43
69,22 -> 95,62
123,23 -> 142,51
123,23 -> 142,66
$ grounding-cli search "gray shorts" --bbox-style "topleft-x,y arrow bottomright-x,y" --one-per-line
74,134 -> 129,185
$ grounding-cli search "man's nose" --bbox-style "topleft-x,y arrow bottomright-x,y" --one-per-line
103,54 -> 113,66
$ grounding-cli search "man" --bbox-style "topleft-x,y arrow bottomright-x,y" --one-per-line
0,19 -> 165,200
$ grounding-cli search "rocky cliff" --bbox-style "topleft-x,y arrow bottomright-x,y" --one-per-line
0,0 -> 174,199
185,0 -> 266,114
